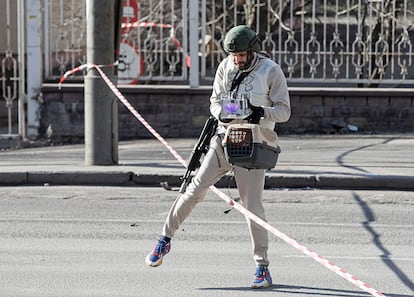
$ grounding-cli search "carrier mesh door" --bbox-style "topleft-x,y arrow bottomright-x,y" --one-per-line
226,128 -> 253,158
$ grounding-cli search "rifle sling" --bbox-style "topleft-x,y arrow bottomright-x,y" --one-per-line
230,71 -> 251,92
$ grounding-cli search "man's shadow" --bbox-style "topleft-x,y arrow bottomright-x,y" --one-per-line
199,283 -> 411,297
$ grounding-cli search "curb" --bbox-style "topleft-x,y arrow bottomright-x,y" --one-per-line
265,174 -> 414,190
1,171 -> 414,190
0,172 -> 133,186
315,174 -> 414,190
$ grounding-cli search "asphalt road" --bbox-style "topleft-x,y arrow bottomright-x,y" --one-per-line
0,186 -> 413,297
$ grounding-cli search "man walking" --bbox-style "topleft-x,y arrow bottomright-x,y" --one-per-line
146,25 -> 291,289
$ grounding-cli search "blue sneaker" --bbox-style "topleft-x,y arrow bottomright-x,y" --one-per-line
251,265 -> 272,289
145,237 -> 171,267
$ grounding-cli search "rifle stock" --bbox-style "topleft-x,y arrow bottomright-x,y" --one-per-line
179,116 -> 218,193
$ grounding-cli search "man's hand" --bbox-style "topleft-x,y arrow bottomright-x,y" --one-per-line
245,103 -> 264,124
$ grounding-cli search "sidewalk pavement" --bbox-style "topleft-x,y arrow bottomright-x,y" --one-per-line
1,134 -> 414,190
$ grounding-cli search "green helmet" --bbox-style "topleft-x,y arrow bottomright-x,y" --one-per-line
223,25 -> 260,53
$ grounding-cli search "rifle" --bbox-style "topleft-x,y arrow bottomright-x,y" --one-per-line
179,116 -> 218,193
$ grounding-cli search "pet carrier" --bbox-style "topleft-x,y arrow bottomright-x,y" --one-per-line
223,124 -> 281,170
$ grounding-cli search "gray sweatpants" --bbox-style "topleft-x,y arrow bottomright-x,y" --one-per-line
162,135 -> 269,267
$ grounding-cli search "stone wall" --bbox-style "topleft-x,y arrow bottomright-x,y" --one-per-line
289,88 -> 414,134
40,84 -> 414,143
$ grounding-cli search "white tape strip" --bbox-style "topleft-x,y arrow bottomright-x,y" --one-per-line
59,64 -> 386,297
121,21 -> 174,30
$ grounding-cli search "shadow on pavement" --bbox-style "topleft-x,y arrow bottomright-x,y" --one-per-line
199,283 -> 412,297
354,193 -> 414,294
336,138 -> 397,174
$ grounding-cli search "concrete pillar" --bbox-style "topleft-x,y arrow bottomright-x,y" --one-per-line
188,1 -> 199,88
84,0 -> 119,165
26,0 -> 42,139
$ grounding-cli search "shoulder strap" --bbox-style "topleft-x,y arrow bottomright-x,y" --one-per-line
230,71 -> 251,92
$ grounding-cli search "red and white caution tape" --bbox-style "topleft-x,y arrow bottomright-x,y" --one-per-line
120,21 -> 186,56
59,64 -> 386,297
121,21 -> 174,30
58,64 -> 89,86
58,62 -> 119,86
213,186 -> 386,297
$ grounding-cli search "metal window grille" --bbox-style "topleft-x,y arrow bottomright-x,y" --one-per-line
0,0 -> 25,137
42,1 -> 414,87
